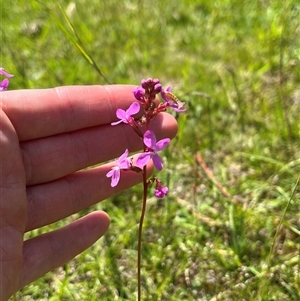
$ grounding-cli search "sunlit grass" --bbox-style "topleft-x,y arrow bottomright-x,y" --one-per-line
2,0 -> 300,300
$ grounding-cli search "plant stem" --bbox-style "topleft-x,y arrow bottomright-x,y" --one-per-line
137,166 -> 148,301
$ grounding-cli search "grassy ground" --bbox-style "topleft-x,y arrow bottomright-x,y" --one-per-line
2,0 -> 300,300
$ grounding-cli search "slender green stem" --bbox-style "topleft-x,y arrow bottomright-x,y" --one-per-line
258,174 -> 300,297
137,166 -> 148,301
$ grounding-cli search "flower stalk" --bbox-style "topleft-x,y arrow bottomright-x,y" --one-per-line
137,165 -> 148,301
107,78 -> 186,300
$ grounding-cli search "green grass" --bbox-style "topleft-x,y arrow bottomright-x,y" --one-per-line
2,0 -> 300,300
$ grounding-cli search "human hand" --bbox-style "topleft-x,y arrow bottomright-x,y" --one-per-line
0,85 -> 177,300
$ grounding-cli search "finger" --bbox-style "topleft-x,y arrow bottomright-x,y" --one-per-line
26,159 -> 153,231
19,211 -> 109,290
22,112 -> 177,185
2,85 -> 139,141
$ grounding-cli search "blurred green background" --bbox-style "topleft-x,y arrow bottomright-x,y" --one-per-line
1,0 -> 300,300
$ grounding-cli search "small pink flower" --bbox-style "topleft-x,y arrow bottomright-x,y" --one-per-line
154,183 -> 168,198
161,87 -> 186,112
133,86 -> 145,102
111,102 -> 140,126
136,130 -> 170,171
0,68 -> 14,92
106,149 -> 131,187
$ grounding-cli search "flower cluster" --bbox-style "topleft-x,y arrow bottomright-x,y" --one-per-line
106,78 -> 185,198
0,68 -> 14,91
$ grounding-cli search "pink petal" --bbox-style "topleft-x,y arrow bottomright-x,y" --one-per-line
152,154 -> 163,170
136,152 -> 152,168
111,119 -> 124,126
118,149 -> 129,162
143,130 -> 156,148
155,138 -> 170,151
0,68 -> 14,78
106,169 -> 115,178
0,79 -> 9,91
127,101 -> 140,115
171,103 -> 186,112
110,169 -> 120,187
115,108 -> 127,121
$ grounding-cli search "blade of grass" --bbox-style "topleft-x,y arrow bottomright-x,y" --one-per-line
257,174 -> 300,298
36,1 -> 111,84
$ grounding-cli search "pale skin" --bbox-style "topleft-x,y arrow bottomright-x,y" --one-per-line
0,85 -> 178,300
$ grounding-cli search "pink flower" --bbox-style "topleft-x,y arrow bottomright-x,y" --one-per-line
111,102 -> 140,126
136,130 -> 170,171
133,86 -> 145,102
154,183 -> 168,198
161,87 -> 186,112
0,68 -> 14,92
106,149 -> 131,187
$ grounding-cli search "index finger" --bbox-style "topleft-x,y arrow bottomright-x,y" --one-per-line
1,85 -> 137,141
